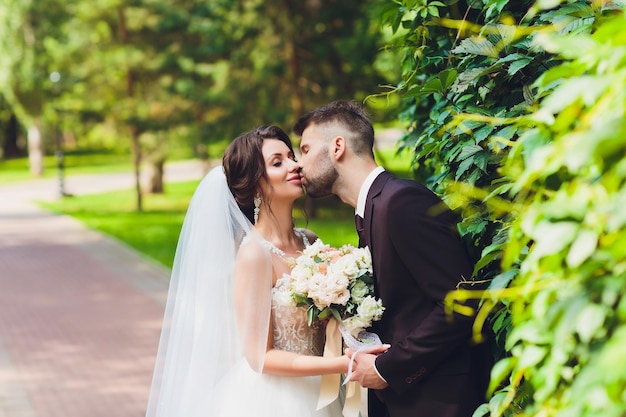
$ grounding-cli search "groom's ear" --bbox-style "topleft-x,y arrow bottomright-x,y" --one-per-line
331,136 -> 346,161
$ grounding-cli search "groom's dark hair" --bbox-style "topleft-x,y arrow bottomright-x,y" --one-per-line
293,100 -> 375,157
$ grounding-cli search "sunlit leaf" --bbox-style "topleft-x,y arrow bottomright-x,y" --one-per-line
566,229 -> 598,268
518,344 -> 548,369
457,144 -> 483,160
576,304 -> 606,343
438,68 -> 458,90
489,357 -> 515,394
489,269 -> 519,290
488,391 -> 509,416
507,57 -> 532,76
452,36 -> 500,58
471,403 -> 489,417
528,221 -> 579,260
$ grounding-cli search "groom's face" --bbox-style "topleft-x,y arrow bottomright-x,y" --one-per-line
298,124 -> 338,198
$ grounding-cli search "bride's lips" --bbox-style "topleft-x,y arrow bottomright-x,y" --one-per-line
288,175 -> 302,185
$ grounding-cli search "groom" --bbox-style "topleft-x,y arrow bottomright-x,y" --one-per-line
294,100 -> 489,417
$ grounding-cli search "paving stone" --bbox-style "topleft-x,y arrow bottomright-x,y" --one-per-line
0,161 -> 205,417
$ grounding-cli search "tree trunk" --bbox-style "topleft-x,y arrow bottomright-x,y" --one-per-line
119,5 -> 142,211
144,158 -> 165,194
3,113 -> 21,158
27,118 -> 44,177
130,124 -> 143,211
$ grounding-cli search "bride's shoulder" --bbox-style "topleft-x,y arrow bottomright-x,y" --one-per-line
237,234 -> 269,264
295,228 -> 318,247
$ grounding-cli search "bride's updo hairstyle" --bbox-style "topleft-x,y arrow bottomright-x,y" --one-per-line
223,125 -> 295,224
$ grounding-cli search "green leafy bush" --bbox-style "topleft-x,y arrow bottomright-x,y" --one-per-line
380,0 -> 626,415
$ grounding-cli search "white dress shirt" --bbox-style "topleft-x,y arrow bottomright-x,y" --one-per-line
356,166 -> 385,218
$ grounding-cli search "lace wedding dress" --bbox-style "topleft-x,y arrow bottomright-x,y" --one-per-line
146,169 -> 344,417
207,234 -> 343,417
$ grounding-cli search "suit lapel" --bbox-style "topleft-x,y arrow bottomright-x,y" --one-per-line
363,171 -> 393,251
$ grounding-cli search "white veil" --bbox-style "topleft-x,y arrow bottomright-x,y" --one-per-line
145,166 -> 272,417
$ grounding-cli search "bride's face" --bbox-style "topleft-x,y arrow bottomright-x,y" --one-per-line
261,138 -> 303,202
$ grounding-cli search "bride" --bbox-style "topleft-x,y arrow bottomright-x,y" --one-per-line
145,125 -> 376,417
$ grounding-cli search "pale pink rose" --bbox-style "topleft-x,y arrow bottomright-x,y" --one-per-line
329,253 -> 360,280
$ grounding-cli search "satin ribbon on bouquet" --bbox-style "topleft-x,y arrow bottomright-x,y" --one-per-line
316,318 -> 383,417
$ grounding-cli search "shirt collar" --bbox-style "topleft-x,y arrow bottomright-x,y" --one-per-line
356,166 -> 385,217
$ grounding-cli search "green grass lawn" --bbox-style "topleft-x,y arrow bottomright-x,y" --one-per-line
41,180 -> 201,268
38,144 -> 414,269
0,151 -> 133,184
295,196 -> 360,248
41,181 -> 361,268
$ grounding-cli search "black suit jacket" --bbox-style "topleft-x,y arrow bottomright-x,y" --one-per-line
360,171 -> 487,417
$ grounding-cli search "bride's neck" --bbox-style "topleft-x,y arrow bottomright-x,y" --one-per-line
254,202 -> 300,249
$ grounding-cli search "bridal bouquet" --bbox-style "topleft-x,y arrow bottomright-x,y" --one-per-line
287,239 -> 384,337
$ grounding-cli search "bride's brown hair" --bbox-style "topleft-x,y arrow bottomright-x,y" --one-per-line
223,125 -> 295,224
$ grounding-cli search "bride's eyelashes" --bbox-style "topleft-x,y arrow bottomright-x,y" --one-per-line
271,156 -> 298,168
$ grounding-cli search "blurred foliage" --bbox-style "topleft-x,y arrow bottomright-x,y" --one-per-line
381,0 -> 626,416
0,0 -> 399,166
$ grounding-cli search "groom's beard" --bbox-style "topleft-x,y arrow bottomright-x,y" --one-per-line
304,154 -> 338,198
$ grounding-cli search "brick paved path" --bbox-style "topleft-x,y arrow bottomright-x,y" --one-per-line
0,161 -> 205,417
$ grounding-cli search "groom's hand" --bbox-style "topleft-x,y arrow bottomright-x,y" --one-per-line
346,348 -> 390,390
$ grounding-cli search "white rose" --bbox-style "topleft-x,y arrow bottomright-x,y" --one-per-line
291,257 -> 318,293
341,315 -> 370,337
272,274 -> 296,306
293,254 -> 317,273
273,287 -> 296,306
352,247 -> 372,273
350,280 -> 369,304
301,239 -> 329,258
340,244 -> 356,254
357,296 -> 385,322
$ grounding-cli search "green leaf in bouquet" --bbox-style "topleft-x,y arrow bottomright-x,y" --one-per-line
318,308 -> 331,320
293,292 -> 310,307
306,305 -> 319,326
330,308 -> 343,323
358,274 -> 374,284
345,303 -> 356,315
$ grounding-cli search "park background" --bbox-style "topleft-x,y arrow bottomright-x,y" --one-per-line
1,1 -> 625,416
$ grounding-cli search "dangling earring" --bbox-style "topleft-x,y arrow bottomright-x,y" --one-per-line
253,193 -> 261,224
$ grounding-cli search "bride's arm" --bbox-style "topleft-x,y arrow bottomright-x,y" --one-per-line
233,240 -> 274,372
234,240 -> 350,377
262,345 -> 349,377
262,337 -> 387,376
